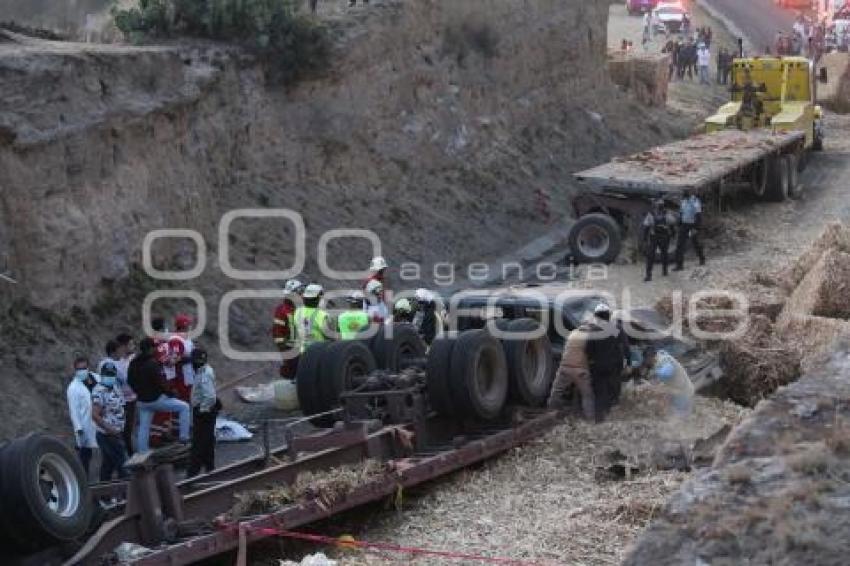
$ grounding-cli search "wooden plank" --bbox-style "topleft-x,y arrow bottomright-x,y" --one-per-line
574,130 -> 804,195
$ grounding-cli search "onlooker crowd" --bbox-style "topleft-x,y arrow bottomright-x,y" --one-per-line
66,315 -> 219,482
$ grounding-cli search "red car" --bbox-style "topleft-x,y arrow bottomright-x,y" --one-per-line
626,0 -> 659,15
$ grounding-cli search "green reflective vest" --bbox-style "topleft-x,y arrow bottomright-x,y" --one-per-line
338,310 -> 370,340
293,306 -> 330,352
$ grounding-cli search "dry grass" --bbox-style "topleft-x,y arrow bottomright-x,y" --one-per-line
230,460 -> 386,519
776,315 -> 850,371
323,386 -> 747,565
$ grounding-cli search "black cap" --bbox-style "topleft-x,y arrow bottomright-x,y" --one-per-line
191,348 -> 208,365
101,362 -> 118,377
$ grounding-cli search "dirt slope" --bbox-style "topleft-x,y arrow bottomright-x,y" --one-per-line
0,0 -> 690,440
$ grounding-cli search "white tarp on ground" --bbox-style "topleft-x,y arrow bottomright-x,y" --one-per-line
215,417 -> 253,442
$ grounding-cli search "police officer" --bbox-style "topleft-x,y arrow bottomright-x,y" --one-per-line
675,189 -> 706,271
643,199 -> 674,282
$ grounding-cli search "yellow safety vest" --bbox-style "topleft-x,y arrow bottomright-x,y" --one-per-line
338,310 -> 370,340
294,307 -> 330,352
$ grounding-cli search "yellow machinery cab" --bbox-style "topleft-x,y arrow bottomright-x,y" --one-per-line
705,56 -> 820,149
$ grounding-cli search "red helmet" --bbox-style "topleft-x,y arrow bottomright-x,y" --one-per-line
174,313 -> 193,331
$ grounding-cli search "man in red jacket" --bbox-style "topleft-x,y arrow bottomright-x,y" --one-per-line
273,279 -> 303,378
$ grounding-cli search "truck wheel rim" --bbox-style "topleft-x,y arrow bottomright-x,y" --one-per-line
577,225 -> 610,259
474,352 -> 498,405
37,453 -> 81,518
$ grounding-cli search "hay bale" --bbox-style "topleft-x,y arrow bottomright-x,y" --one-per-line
607,52 -> 669,107
719,315 -> 802,407
779,222 -> 850,292
776,315 -> 850,372
780,248 -> 850,322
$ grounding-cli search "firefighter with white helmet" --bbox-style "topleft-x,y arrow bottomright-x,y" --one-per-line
293,284 -> 332,352
338,290 -> 370,340
413,288 -> 443,345
364,256 -> 389,296
365,278 -> 389,323
273,279 -> 304,377
393,297 -> 415,323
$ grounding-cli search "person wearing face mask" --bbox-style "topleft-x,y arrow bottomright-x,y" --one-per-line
66,356 -> 98,478
188,347 -> 220,477
91,362 -> 129,480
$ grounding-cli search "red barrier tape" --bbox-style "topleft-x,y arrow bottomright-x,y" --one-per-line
226,523 -> 546,565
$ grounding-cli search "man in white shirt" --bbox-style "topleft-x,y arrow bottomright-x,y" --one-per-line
697,43 -> 711,85
66,356 -> 98,479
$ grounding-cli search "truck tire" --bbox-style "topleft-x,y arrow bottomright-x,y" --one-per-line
296,342 -> 332,416
371,323 -> 427,371
786,154 -> 803,199
0,434 -> 92,552
500,319 -> 554,407
568,213 -> 622,264
449,330 -> 509,421
750,157 -> 768,197
316,341 -> 376,413
426,336 -> 457,417
764,155 -> 789,202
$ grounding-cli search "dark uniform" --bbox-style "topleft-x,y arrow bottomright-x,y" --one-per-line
675,193 -> 706,270
643,202 -> 674,282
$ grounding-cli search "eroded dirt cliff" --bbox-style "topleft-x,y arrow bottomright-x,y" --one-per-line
0,0 -> 688,439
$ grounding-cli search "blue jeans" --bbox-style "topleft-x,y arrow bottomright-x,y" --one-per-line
96,432 -> 129,481
137,395 -> 191,453
699,65 -> 709,84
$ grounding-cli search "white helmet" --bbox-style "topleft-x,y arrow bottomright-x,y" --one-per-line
395,298 -> 413,314
348,290 -> 366,307
369,256 -> 388,272
303,284 -> 324,299
365,278 -> 384,297
594,302 -> 612,317
415,288 -> 432,303
284,279 -> 304,295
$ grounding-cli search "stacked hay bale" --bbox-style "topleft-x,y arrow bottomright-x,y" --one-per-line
776,224 -> 850,370
608,51 -> 669,107
718,314 -> 801,407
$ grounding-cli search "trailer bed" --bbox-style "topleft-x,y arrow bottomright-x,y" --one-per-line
574,129 -> 805,195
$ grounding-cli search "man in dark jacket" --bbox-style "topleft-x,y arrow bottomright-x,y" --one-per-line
585,304 -> 629,421
129,338 -> 190,453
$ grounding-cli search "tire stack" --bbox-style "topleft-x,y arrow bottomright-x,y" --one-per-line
295,324 -> 427,417
0,434 -> 92,553
426,320 -> 554,421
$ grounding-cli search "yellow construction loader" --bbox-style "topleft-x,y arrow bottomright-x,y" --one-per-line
705,55 -> 824,151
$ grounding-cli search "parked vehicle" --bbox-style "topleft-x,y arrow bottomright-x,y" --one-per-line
568,56 -> 824,264
653,4 -> 688,33
626,0 -> 658,16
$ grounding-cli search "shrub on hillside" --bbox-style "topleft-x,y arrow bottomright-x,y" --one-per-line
113,0 -> 329,83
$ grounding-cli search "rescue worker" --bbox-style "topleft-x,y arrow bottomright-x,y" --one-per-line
547,313 -> 602,421
586,304 -> 630,420
393,298 -> 415,323
114,333 -> 137,454
338,291 -> 370,340
414,288 -> 443,345
188,347 -> 220,477
643,199 -> 674,282
167,313 -> 195,403
675,189 -> 706,271
365,278 -> 389,323
642,346 -> 695,417
67,356 -> 98,478
294,284 -> 332,352
273,279 -> 304,378
91,362 -> 129,481
364,256 -> 388,292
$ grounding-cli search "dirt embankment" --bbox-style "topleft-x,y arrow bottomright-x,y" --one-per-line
0,0 -> 689,440
624,343 -> 850,566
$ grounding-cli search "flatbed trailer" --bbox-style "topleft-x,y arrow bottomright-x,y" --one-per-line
567,129 -> 808,263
